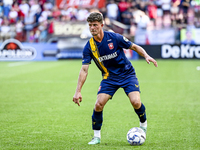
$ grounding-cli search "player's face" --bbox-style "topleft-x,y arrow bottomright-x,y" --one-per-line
88,21 -> 103,36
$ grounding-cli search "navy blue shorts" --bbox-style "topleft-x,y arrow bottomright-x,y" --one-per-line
97,75 -> 140,98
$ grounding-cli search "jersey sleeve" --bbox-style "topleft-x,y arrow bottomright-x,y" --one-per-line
115,33 -> 132,49
82,42 -> 92,65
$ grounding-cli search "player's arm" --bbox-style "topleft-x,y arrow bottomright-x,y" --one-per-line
130,43 -> 158,67
73,64 -> 89,106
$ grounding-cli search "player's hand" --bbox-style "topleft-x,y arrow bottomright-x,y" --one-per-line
145,56 -> 158,67
73,92 -> 82,106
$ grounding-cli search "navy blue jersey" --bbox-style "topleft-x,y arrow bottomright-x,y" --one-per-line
82,31 -> 135,79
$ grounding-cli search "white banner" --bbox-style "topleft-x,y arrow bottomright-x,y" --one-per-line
134,28 -> 175,45
53,21 -> 92,38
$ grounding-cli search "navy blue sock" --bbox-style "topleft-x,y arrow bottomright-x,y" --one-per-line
134,103 -> 146,123
92,110 -> 103,130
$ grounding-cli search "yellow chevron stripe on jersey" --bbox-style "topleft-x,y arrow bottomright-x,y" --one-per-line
89,38 -> 109,79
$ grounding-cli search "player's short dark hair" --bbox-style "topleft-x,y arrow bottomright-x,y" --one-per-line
87,12 -> 103,24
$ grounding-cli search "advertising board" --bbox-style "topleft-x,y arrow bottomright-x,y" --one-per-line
0,39 -> 57,61
140,44 -> 200,59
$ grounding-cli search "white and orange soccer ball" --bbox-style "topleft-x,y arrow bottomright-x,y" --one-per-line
127,127 -> 146,145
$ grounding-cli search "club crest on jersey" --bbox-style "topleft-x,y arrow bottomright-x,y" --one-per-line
108,43 -> 114,50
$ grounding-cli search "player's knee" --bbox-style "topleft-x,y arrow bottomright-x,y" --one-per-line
95,102 -> 104,111
131,100 -> 141,109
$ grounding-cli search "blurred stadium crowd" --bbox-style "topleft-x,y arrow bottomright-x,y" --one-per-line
0,0 -> 200,43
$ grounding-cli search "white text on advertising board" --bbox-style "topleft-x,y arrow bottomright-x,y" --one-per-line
162,45 -> 200,58
54,22 -> 87,36
0,39 -> 37,61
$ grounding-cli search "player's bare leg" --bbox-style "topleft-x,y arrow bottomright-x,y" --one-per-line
88,93 -> 110,145
128,91 -> 147,133
94,93 -> 111,112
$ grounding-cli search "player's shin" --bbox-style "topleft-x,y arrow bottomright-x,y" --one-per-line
92,109 -> 103,138
134,103 -> 147,133
134,103 -> 146,123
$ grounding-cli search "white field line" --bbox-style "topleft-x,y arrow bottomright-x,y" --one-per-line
140,80 -> 200,83
8,62 -> 32,67
0,80 -> 98,83
0,80 -> 200,84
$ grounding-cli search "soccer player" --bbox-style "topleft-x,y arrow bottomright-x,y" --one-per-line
72,12 -> 158,145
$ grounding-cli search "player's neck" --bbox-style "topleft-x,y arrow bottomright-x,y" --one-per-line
93,30 -> 104,43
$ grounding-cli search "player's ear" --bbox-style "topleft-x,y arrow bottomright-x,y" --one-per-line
101,23 -> 104,27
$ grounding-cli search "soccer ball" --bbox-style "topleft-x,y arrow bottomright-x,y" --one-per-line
127,127 -> 146,145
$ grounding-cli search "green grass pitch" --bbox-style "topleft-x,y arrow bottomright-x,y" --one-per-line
0,60 -> 199,150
